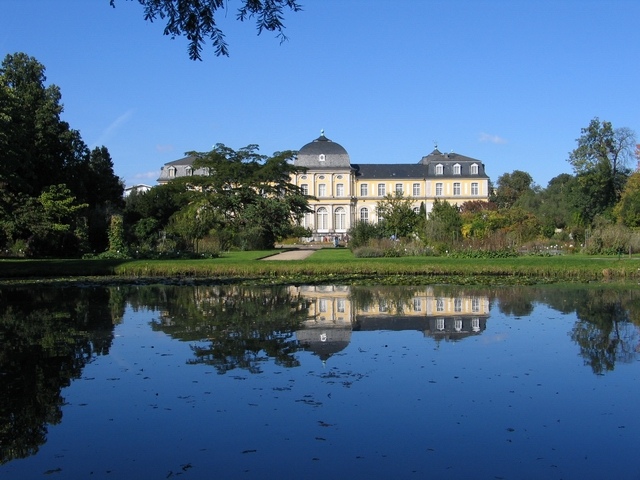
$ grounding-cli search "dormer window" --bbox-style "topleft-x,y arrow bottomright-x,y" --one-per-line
470,163 -> 479,175
435,164 -> 443,175
168,167 -> 176,178
319,154 -> 326,162
453,164 -> 461,175
185,166 -> 193,176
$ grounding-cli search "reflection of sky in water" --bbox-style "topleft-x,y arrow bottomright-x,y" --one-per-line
1,286 -> 640,479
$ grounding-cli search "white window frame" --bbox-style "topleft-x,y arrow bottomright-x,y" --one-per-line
471,182 -> 479,196
334,207 -> 346,230
413,183 -> 420,196
360,207 -> 369,223
360,184 -> 368,196
453,163 -> 461,175
316,207 -> 328,230
336,183 -> 345,197
435,164 -> 443,175
470,163 -> 478,175
318,184 -> 327,197
378,183 -> 386,196
395,183 -> 403,194
435,182 -> 443,196
301,184 -> 309,196
453,182 -> 461,196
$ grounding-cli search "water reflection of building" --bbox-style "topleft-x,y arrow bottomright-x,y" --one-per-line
293,286 -> 489,362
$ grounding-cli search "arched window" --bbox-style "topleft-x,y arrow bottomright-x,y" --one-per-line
168,167 -> 176,178
435,164 -> 443,175
453,163 -> 461,175
470,164 -> 479,175
335,207 -> 346,230
360,207 -> 369,223
317,207 -> 328,230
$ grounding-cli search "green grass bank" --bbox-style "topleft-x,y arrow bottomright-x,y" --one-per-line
1,248 -> 639,286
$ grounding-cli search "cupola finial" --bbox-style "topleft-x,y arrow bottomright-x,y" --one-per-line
321,129 -> 325,137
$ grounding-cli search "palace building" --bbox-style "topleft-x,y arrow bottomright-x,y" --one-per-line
158,131 -> 491,241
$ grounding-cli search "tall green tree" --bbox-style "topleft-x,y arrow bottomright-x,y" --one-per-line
491,170 -> 536,209
568,118 -> 636,224
613,172 -> 640,227
171,144 -> 310,250
0,53 -> 124,255
375,192 -> 419,238
110,0 -> 303,60
424,199 -> 462,245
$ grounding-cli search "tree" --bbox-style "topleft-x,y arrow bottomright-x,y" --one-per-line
424,199 -> 462,245
568,118 -> 636,218
613,172 -> 640,227
534,173 -> 577,234
171,144 -> 310,250
0,53 -> 124,255
375,192 -> 419,238
491,170 -> 535,209
110,0 -> 303,60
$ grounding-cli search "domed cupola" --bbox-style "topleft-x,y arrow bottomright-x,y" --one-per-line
295,130 -> 351,168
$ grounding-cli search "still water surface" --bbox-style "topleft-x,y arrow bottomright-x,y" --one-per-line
1,284 -> 639,479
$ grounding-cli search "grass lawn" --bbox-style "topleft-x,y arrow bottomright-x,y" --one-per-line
0,248 -> 638,285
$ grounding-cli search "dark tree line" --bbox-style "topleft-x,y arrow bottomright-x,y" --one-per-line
0,53 -> 124,257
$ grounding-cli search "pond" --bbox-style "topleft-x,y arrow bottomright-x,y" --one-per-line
1,283 -> 639,479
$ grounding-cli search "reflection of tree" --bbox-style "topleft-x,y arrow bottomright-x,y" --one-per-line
499,286 -> 640,375
148,286 -> 310,374
0,287 -> 119,464
570,292 -> 640,374
494,287 -> 535,317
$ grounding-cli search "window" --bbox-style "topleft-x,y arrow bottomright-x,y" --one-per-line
472,298 -> 480,313
319,299 -> 327,312
413,183 -> 420,196
470,164 -> 478,175
436,298 -> 444,312
302,212 -> 313,229
335,207 -> 346,230
337,299 -> 346,313
360,184 -> 368,196
185,167 -> 193,176
378,183 -> 386,196
395,183 -> 403,194
435,183 -> 443,196
301,184 -> 309,195
360,207 -> 369,223
454,318 -> 463,332
453,163 -> 461,175
168,167 -> 176,178
336,183 -> 344,197
413,206 -> 420,214
471,182 -> 479,196
413,298 -> 422,312
454,298 -> 462,312
316,207 -> 328,230
318,184 -> 326,197
319,154 -> 325,162
436,318 -> 445,331
472,317 -> 480,332
435,164 -> 443,175
453,182 -> 461,195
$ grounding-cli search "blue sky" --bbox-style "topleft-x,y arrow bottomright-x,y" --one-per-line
2,0 -> 639,188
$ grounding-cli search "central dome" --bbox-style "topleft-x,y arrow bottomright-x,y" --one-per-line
296,131 -> 351,168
